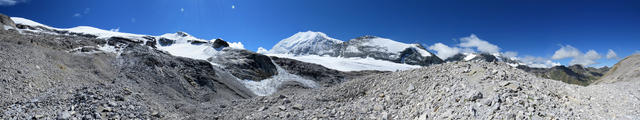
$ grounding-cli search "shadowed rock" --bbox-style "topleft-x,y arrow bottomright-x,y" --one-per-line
209,48 -> 278,81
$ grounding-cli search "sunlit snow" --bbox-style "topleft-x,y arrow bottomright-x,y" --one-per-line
268,54 -> 421,72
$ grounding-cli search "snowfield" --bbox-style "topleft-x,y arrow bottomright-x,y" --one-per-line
358,37 -> 432,57
267,54 -> 422,71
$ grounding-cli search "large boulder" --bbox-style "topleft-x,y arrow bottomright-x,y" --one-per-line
210,48 -> 278,81
0,13 -> 16,29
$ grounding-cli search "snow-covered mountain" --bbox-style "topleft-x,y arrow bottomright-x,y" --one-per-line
8,17 -> 317,96
340,36 -> 442,66
268,31 -> 343,56
11,17 -> 245,60
444,52 -> 525,66
262,31 -> 443,69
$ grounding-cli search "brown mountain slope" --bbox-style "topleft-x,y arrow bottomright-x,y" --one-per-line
594,54 -> 640,84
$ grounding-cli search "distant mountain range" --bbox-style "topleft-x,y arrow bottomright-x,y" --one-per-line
262,31 -> 443,66
4,14 -> 616,86
261,31 -> 613,86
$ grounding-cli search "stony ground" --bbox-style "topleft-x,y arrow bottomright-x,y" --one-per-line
212,61 -> 640,119
0,29 -> 254,119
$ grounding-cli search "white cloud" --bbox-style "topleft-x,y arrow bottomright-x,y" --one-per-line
551,45 -> 603,66
606,49 -> 618,59
257,47 -> 268,54
232,5 -> 235,9
229,42 -> 244,49
428,43 -> 461,59
459,34 -> 500,54
180,8 -> 184,12
72,8 -> 91,18
551,45 -> 581,60
502,51 -> 518,58
428,34 -> 563,67
0,0 -> 26,6
520,56 -> 561,68
568,50 -> 601,66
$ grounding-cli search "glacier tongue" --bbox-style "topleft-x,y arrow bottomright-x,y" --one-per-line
239,60 -> 318,96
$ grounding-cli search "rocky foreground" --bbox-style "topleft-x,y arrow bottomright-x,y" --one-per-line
213,61 -> 640,119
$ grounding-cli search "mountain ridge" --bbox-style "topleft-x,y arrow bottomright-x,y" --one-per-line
264,31 -> 444,66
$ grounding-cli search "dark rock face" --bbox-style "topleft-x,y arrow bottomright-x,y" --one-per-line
212,39 -> 230,49
397,47 -> 444,66
118,44 -> 255,99
107,37 -> 142,46
142,36 -> 157,48
471,53 -> 498,62
189,40 -> 208,45
158,38 -> 175,46
444,53 -> 466,62
517,64 -> 609,86
210,49 -> 278,81
270,56 -> 388,87
0,13 -> 16,29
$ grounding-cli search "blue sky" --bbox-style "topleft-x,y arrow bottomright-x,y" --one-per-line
1,0 -> 639,67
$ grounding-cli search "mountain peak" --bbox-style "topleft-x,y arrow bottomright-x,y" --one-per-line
268,31 -> 343,55
288,31 -> 343,43
176,31 -> 192,37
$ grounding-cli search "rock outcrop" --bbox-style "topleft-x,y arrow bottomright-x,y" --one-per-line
0,13 -> 16,29
212,38 -> 230,49
209,48 -> 278,81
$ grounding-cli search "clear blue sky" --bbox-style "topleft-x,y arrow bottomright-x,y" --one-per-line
1,0 -> 638,67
